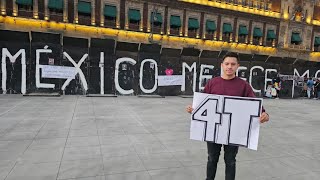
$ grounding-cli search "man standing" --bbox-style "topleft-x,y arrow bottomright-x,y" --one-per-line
306,78 -> 314,99
186,52 -> 269,180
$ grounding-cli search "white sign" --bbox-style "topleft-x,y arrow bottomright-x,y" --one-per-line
41,65 -> 76,79
190,92 -> 263,150
158,75 -> 183,86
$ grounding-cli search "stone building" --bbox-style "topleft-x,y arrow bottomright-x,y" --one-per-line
0,0 -> 320,97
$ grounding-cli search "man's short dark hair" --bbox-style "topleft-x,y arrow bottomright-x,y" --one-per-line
222,52 -> 239,63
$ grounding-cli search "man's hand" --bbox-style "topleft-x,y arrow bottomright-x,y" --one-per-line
186,105 -> 193,114
260,112 -> 269,123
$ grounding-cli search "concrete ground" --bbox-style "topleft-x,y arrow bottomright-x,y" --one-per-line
0,95 -> 319,180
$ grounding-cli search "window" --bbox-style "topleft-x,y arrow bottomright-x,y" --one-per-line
222,23 -> 233,42
238,25 -> 248,37
253,27 -> 263,45
16,0 -> 33,6
16,0 -> 33,11
266,29 -> 276,47
150,12 -> 162,33
128,9 -> 141,23
48,0 -> 63,13
170,15 -> 181,29
291,32 -> 302,45
78,1 -> 91,16
151,12 -> 162,26
170,15 -> 181,36
128,9 -> 141,30
314,36 -> 320,52
223,23 -> 233,34
206,20 -> 216,34
104,5 -> 117,25
188,18 -> 199,38
267,29 -> 276,40
238,25 -> 248,43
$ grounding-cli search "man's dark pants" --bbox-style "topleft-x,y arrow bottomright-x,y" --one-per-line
206,142 -> 239,180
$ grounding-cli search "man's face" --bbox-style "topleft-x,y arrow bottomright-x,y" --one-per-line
221,57 -> 239,76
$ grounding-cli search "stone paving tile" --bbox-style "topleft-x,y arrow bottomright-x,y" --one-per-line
99,135 -> 131,145
66,136 -> 100,147
0,140 -> 31,152
148,166 -> 206,180
61,176 -> 106,180
172,149 -> 207,166
69,129 -> 98,137
58,159 -> 104,180
0,160 -> 16,180
17,147 -> 64,163
97,128 -> 125,136
133,142 -> 169,155
5,162 -> 60,180
35,130 -> 69,139
100,144 -> 137,158
105,171 -> 152,180
139,153 -> 183,170
28,138 -> 67,150
103,155 -> 146,175
0,150 -> 24,162
0,131 -> 38,141
63,146 -> 102,161
122,126 -> 151,134
127,134 -> 160,144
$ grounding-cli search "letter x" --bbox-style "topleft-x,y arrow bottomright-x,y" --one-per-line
61,52 -> 88,91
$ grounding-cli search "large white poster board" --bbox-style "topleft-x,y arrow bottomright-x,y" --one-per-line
41,65 -> 76,79
158,75 -> 183,86
190,92 -> 263,150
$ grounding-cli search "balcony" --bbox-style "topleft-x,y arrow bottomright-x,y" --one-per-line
238,36 -> 246,44
104,18 -> 116,28
170,28 -> 180,36
222,33 -> 231,42
128,22 -> 140,31
78,15 -> 91,26
151,25 -> 162,34
49,11 -> 63,22
252,38 -> 261,46
18,6 -> 33,18
205,32 -> 214,40
265,40 -> 274,47
188,30 -> 197,38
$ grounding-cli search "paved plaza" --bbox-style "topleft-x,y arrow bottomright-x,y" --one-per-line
0,95 -> 319,180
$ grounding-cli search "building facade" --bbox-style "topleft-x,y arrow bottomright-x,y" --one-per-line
0,0 -> 320,97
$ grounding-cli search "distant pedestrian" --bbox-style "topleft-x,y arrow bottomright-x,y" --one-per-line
306,78 -> 314,99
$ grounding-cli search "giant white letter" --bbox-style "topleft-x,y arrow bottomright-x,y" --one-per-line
315,70 -> 320,79
236,66 -> 248,81
199,64 -> 214,91
115,57 -> 136,95
61,52 -> 88,92
265,69 -> 277,92
139,59 -> 158,94
1,48 -> 26,94
292,69 -> 309,98
36,46 -> 55,89
249,66 -> 264,93
100,52 -> 104,95
181,62 -> 197,92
